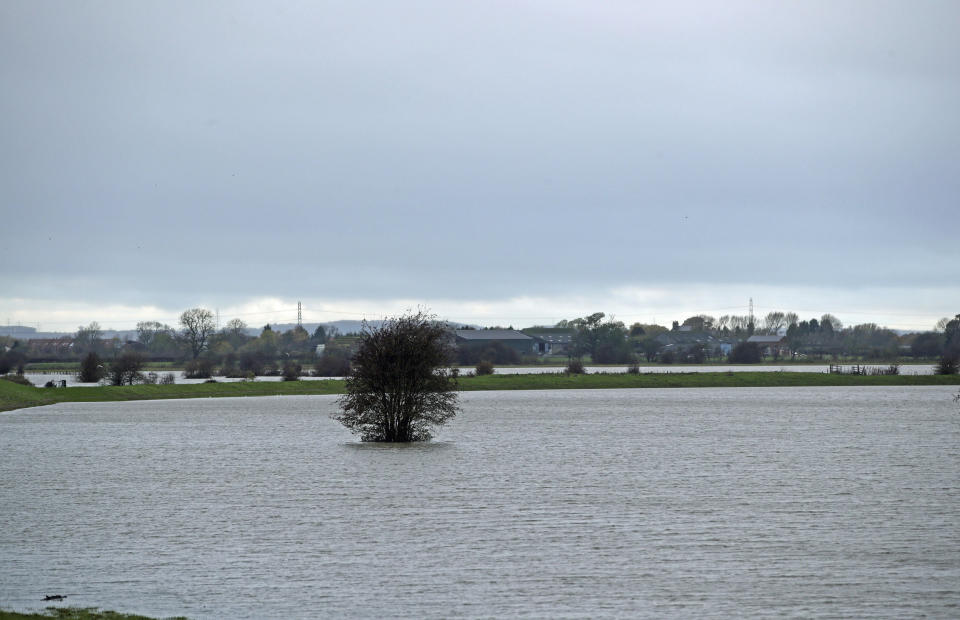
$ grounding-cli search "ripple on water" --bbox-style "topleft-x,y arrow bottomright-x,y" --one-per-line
1,387 -> 958,619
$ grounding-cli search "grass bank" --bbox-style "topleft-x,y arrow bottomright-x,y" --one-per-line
3,372 -> 959,414
0,608 -> 185,620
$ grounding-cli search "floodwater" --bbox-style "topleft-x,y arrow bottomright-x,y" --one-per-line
21,363 -> 936,387
490,363 -> 936,375
2,387 -> 958,618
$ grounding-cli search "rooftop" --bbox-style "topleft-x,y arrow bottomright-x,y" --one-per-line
454,329 -> 533,341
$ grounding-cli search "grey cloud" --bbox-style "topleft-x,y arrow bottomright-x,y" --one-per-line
1,1 -> 958,313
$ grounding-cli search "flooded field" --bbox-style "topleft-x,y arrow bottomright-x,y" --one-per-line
2,387 -> 958,618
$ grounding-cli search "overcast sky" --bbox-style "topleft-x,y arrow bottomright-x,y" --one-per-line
2,1 -> 958,332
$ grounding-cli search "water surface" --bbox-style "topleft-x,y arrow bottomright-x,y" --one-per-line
2,387 -> 958,618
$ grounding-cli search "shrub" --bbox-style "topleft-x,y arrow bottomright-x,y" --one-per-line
158,372 -> 176,385
728,342 -> 762,364
315,350 -> 351,377
78,352 -> 105,383
335,311 -> 459,442
659,350 -> 675,364
183,358 -> 215,379
107,351 -> 146,385
0,349 -> 26,375
239,351 -> 267,376
935,355 -> 959,375
626,363 -> 640,374
44,380 -> 56,388
566,359 -> 586,374
475,360 -> 495,375
282,362 -> 302,381
142,372 -> 159,384
219,363 -> 241,378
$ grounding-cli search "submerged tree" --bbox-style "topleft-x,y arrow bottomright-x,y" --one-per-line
334,311 -> 459,442
77,352 -> 105,383
107,351 -> 145,385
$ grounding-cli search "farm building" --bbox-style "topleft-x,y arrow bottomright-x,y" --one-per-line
746,334 -> 789,357
453,329 -> 537,354
521,328 -> 577,355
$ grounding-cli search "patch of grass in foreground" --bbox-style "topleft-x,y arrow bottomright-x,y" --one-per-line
0,608 -> 186,620
458,371 -> 960,390
2,372 -> 958,413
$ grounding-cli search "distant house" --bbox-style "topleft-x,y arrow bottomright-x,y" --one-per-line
746,334 -> 788,357
655,331 -> 719,349
521,328 -> 577,355
453,329 -> 537,354
25,338 -> 74,357
654,330 -> 726,361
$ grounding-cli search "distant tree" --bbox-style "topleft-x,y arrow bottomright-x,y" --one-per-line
637,337 -> 660,362
281,325 -> 311,355
821,314 -> 843,332
944,314 -> 960,356
224,318 -> 247,337
682,315 -> 714,331
0,347 -> 26,375
334,311 -> 459,442
568,312 -> 632,363
74,322 -> 103,353
239,350 -> 269,376
180,308 -> 216,359
312,325 -> 327,342
107,351 -> 145,385
762,311 -> 787,334
910,332 -> 944,357
726,315 -> 752,333
314,347 -> 351,377
136,321 -> 169,349
729,342 -> 762,363
77,352 -> 105,383
253,327 -> 279,358
686,343 -> 707,364
217,319 -> 249,349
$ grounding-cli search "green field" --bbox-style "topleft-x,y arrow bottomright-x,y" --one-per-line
3,372 -> 959,414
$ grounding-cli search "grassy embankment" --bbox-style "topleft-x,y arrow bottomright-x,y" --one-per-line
3,372 -> 959,413
0,608 -> 185,620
